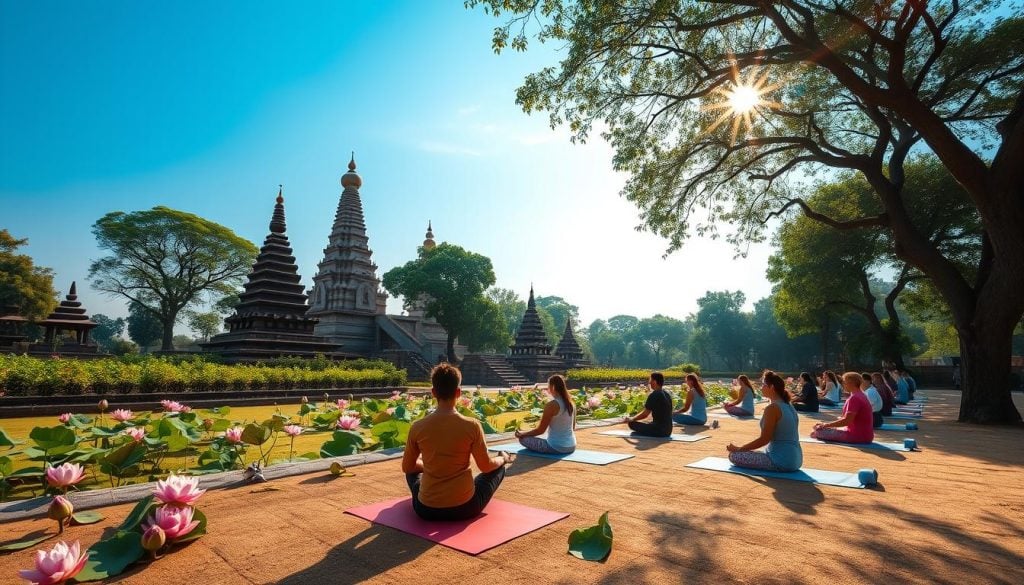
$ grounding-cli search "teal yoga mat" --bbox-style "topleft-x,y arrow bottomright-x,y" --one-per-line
878,424 -> 917,431
887,414 -> 922,420
685,456 -> 867,488
488,443 -> 634,465
800,437 -> 914,451
596,430 -> 710,442
708,412 -> 759,420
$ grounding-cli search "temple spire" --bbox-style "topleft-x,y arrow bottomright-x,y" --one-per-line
270,186 -> 287,234
422,220 -> 436,251
511,285 -> 551,355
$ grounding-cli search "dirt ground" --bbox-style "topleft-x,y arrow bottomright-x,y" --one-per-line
2,389 -> 1022,584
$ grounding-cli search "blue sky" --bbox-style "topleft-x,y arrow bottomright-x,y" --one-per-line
0,0 -> 775,330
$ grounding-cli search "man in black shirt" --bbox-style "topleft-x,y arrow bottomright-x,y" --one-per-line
625,372 -> 673,437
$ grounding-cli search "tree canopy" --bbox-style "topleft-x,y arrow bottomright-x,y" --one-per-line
382,243 -> 505,362
0,229 -> 56,321
90,314 -> 126,352
89,206 -> 257,351
127,302 -> 162,351
472,0 -> 1024,423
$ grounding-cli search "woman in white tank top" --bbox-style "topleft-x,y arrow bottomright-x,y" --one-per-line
515,374 -> 577,454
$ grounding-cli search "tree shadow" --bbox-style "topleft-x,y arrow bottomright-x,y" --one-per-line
275,524 -> 433,584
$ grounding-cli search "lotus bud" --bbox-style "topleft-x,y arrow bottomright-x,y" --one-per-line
301,396 -> 309,404
98,399 -> 109,412
48,495 -> 74,533
202,418 -> 214,431
142,525 -> 166,555
330,462 -> 345,476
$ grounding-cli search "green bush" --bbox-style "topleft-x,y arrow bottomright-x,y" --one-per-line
0,354 -> 407,396
567,367 -> 703,385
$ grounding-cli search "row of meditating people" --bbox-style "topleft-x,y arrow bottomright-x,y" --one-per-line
401,365 -> 878,521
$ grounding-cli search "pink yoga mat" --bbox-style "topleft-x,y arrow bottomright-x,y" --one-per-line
344,497 -> 569,555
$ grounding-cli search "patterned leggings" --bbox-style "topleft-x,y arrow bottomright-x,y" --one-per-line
811,427 -> 861,443
728,450 -> 779,471
518,436 -> 574,454
723,405 -> 754,417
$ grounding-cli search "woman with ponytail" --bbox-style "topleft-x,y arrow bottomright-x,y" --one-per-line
721,375 -> 758,417
672,374 -> 709,426
726,370 -> 802,472
514,374 -> 577,454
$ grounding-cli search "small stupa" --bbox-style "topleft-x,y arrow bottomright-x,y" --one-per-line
555,316 -> 590,368
37,282 -> 98,350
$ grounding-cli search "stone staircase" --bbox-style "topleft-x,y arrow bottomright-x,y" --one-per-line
460,354 -> 530,387
381,349 -> 433,382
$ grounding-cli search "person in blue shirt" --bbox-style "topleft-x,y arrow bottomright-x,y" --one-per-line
722,375 -> 757,416
672,374 -> 708,426
726,370 -> 802,472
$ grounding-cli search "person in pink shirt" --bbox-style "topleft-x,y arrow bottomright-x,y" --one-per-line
810,372 -> 874,444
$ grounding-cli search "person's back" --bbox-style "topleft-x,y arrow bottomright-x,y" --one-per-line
864,385 -> 884,428
765,402 -> 802,471
409,412 -> 485,508
825,380 -> 841,403
545,395 -> 576,452
687,387 -> 707,422
649,388 -> 674,433
740,385 -> 755,413
896,376 -> 910,403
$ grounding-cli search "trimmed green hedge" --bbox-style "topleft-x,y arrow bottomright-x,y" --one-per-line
567,365 -> 701,384
0,355 -> 406,396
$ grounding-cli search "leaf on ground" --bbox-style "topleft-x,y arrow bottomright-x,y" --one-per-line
117,495 -> 155,531
568,511 -> 613,561
71,511 -> 105,525
75,530 -> 144,582
0,533 -> 53,553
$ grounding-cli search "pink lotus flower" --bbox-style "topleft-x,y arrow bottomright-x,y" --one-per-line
46,463 -> 85,490
586,396 -> 603,409
122,427 -> 146,442
386,407 -> 396,416
160,400 -> 184,413
143,505 -> 199,541
153,474 -> 206,506
283,425 -> 303,437
391,390 -> 401,398
110,409 -> 134,422
57,413 -> 72,425
336,415 -> 360,431
180,405 -> 192,414
336,399 -> 349,410
458,397 -> 472,408
18,540 -> 88,585
224,427 -> 244,444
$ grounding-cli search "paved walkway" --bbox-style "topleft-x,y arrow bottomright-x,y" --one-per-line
1,390 -> 1022,584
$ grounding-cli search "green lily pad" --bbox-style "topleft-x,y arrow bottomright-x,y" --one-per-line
319,430 -> 364,457
71,511 -> 105,525
0,533 -> 54,552
241,423 -> 272,446
568,511 -> 613,561
75,530 -> 144,582
117,495 -> 156,531
0,427 -> 22,448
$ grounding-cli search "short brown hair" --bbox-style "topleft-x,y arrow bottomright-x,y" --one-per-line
431,363 -> 462,400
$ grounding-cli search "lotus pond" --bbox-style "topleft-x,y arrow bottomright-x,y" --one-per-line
0,383 -> 737,501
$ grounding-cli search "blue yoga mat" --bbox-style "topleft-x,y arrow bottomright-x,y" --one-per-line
799,437 -> 914,451
685,456 -> 867,489
708,412 -> 759,420
878,424 -> 917,431
488,443 -> 634,465
596,430 -> 709,443
887,414 -> 922,420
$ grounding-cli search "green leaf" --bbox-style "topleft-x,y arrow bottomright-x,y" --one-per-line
75,530 -> 144,582
29,426 -> 78,450
370,420 -> 411,446
117,495 -> 156,531
71,510 -> 106,525
209,418 -> 231,432
0,427 -> 22,448
0,455 -> 12,477
0,533 -> 54,552
241,422 -> 272,445
298,403 -> 317,416
299,451 -> 320,460
68,414 -> 94,430
568,511 -> 613,561
172,508 -> 207,544
320,430 -> 365,457
102,442 -> 147,469
7,466 -> 44,479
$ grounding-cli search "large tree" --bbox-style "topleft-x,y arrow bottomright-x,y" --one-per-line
89,207 -> 257,351
488,287 -> 526,340
127,301 -> 162,352
695,291 -> 754,370
90,313 -> 127,352
637,314 -> 690,366
472,0 -> 1024,423
0,229 -> 56,320
768,157 -> 979,367
382,243 -> 502,363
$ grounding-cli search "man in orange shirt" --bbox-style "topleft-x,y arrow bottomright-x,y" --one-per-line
402,363 -> 514,521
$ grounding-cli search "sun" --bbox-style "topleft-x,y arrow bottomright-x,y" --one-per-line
727,85 -> 761,114
701,63 -> 782,143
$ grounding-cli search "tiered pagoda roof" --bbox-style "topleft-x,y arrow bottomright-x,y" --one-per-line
555,316 -> 586,362
202,189 -> 344,362
510,286 -> 552,355
40,282 -> 95,328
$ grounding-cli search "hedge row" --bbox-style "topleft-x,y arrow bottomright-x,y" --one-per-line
567,365 -> 701,384
0,355 -> 406,396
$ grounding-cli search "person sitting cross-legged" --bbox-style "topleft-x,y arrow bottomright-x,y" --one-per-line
810,372 -> 874,444
402,363 -> 514,521
672,373 -> 709,426
791,372 -> 820,413
726,370 -> 803,472
624,372 -> 674,437
514,374 -> 576,454
722,375 -> 758,417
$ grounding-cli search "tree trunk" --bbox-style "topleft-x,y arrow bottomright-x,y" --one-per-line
820,317 -> 830,371
955,305 -> 1022,424
161,320 -> 175,351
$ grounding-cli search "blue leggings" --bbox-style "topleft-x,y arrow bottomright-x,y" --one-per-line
518,436 -> 574,454
672,413 -> 707,426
